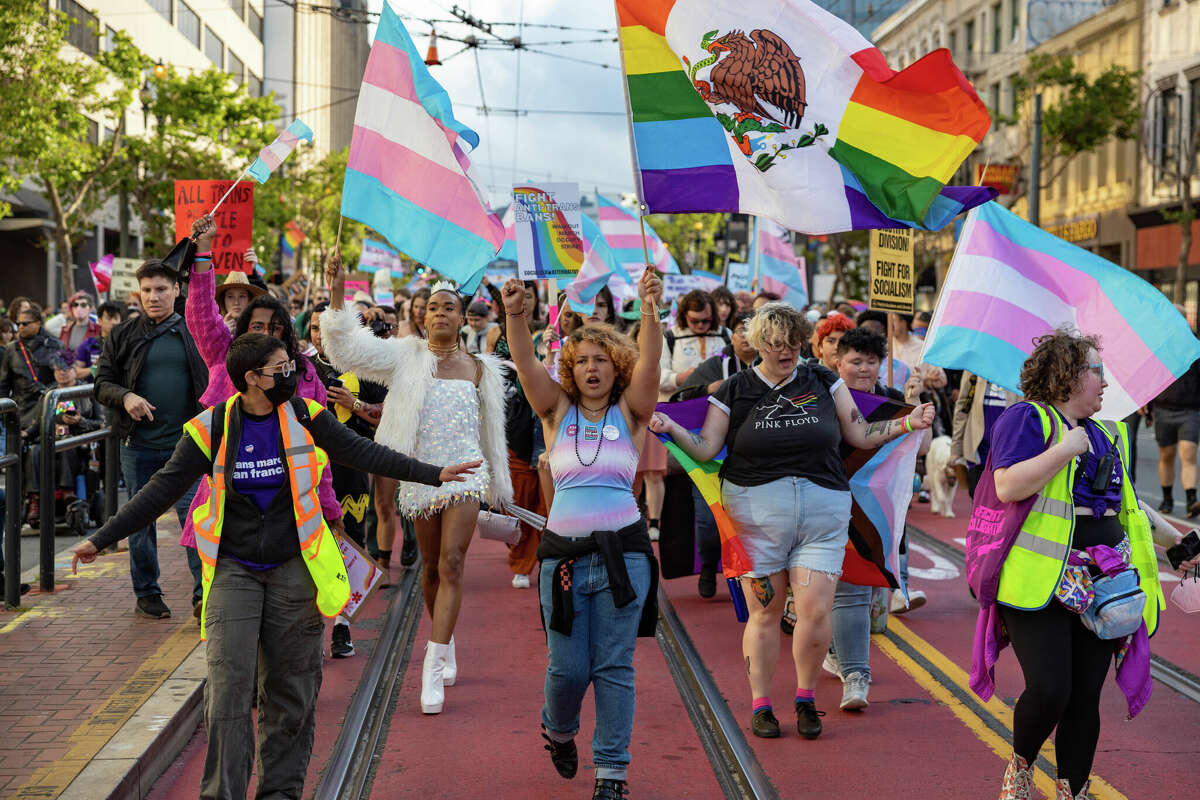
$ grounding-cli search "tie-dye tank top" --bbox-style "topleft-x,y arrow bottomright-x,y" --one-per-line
545,404 -> 641,538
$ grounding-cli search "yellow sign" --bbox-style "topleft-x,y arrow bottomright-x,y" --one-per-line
1044,217 -> 1097,243
868,228 -> 915,314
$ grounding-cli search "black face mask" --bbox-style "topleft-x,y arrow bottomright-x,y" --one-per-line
262,370 -> 299,407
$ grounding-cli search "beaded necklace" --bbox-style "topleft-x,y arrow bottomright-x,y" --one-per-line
573,403 -> 609,467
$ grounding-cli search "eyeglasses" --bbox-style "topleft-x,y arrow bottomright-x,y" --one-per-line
249,321 -> 286,334
255,360 -> 296,378
686,314 -> 713,327
759,340 -> 798,353
71,301 -> 90,308
1087,362 -> 1104,380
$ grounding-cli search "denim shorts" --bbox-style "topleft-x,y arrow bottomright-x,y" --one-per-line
721,476 -> 851,578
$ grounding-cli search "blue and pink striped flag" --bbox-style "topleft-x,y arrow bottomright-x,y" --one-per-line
247,119 -> 313,183
341,4 -> 504,286
597,195 -> 680,281
564,215 -> 632,314
753,218 -> 808,308
922,201 -> 1200,420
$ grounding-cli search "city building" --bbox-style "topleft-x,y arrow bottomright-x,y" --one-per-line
263,0 -> 370,159
1,0 -> 266,306
1130,0 -> 1200,318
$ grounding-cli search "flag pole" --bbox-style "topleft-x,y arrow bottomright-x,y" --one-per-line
209,165 -> 252,216
751,216 -> 761,291
610,0 -> 656,316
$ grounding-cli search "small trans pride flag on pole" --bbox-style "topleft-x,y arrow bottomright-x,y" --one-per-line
247,119 -> 314,183
753,218 -> 808,308
922,201 -> 1200,420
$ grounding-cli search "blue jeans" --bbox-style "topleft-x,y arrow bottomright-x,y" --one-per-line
691,484 -> 720,573
540,551 -> 650,781
120,443 -> 201,601
830,581 -> 872,679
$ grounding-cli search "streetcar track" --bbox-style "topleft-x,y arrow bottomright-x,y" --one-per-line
314,563 -> 424,800
655,586 -> 779,800
906,524 -> 1200,705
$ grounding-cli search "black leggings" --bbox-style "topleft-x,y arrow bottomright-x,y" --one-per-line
999,601 -> 1114,794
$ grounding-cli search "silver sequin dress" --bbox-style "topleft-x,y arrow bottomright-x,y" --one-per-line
397,378 -> 492,517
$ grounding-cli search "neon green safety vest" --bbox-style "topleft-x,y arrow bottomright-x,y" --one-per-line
996,402 -> 1163,635
183,395 -> 350,640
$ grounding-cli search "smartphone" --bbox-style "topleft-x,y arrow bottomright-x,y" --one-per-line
328,377 -> 344,389
1166,530 -> 1200,570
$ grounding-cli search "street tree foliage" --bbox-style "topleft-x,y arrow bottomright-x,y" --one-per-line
1140,89 -> 1199,306
0,0 -> 144,298
1010,53 -> 1141,197
120,65 -> 282,258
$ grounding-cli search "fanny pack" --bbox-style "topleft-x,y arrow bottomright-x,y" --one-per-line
1081,567 -> 1146,640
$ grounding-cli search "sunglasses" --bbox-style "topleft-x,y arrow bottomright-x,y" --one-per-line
16,319 -> 38,327
686,314 -> 713,326
72,301 -> 90,308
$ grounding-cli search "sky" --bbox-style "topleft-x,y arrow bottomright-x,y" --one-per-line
365,0 -> 638,207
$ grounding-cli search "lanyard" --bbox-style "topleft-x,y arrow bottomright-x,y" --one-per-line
17,340 -> 37,380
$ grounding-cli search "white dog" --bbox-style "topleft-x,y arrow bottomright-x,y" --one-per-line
924,435 -> 957,517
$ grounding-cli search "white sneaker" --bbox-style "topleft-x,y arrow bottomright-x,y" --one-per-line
822,650 -> 841,678
512,573 -> 531,589
840,671 -> 870,711
648,526 -> 660,542
891,588 -> 927,614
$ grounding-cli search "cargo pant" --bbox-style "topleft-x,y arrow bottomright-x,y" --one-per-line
201,556 -> 324,800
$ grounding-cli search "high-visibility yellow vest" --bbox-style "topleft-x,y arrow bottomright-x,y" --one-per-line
996,402 -> 1162,635
184,395 -> 350,640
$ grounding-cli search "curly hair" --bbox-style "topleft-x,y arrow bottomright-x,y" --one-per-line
1018,327 -> 1101,404
746,302 -> 812,351
814,313 -> 855,348
557,323 -> 638,405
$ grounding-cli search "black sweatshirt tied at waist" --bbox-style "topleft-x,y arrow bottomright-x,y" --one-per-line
537,519 -> 660,638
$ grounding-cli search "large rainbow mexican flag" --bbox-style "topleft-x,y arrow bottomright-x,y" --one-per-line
616,0 -> 994,233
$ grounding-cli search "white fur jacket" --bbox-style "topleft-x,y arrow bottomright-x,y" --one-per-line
319,307 -> 513,507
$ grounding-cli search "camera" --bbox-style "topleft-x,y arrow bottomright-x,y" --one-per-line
1166,529 -> 1200,570
368,317 -> 391,338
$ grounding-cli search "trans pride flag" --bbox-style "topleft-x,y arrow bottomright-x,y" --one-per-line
564,216 -> 633,314
597,194 -> 680,280
341,3 -> 504,286
752,218 -> 808,307
615,0 -> 995,233
247,119 -> 313,183
922,202 -> 1200,420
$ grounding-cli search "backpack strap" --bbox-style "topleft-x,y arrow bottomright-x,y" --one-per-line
665,329 -> 676,356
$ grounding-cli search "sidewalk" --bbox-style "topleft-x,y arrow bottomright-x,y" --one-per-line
0,514 -> 204,799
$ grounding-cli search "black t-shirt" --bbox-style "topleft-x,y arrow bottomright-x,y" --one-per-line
709,363 -> 848,490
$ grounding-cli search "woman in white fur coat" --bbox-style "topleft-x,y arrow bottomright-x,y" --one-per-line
322,252 -> 513,715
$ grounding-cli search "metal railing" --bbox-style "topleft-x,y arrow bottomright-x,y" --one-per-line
37,384 -> 120,594
1,398 -> 21,609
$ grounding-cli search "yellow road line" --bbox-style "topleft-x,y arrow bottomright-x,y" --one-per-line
12,623 -> 201,799
881,617 -> 1128,800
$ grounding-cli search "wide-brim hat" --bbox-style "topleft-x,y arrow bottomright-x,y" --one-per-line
618,297 -> 669,321
215,271 -> 267,308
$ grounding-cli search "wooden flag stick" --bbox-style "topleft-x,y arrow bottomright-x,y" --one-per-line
638,209 -> 658,316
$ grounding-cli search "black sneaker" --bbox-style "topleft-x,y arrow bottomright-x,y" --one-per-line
1189,500 -> 1200,519
331,623 -> 355,658
541,726 -> 578,779
918,490 -> 931,503
698,566 -> 717,598
136,594 -> 171,619
751,708 -> 780,738
795,700 -> 825,739
1159,498 -> 1174,514
400,531 -> 418,567
592,778 -> 629,799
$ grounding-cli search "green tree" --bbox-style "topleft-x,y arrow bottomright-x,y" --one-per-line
1010,54 -> 1141,202
646,213 -> 727,272
119,64 -> 282,257
0,0 -> 145,298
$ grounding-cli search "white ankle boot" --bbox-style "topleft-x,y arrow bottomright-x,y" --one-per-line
421,641 -> 449,714
442,636 -> 456,686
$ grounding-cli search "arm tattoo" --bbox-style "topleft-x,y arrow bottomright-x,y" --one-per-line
850,408 -> 864,424
749,576 -> 775,608
688,431 -> 704,447
864,419 -> 896,439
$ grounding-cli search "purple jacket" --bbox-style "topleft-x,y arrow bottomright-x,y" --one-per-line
179,268 -> 338,548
